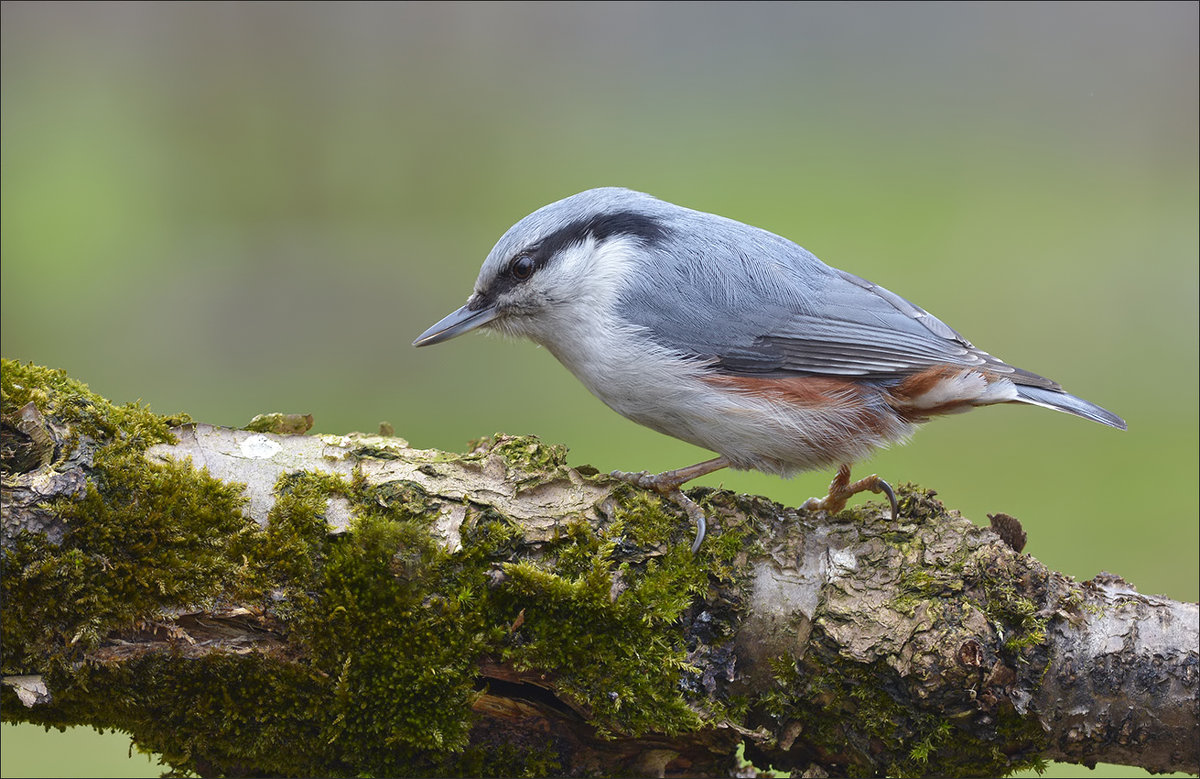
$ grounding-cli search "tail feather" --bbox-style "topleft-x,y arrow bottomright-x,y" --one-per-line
1014,385 -> 1127,430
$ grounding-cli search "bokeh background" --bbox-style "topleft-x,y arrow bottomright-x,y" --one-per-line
2,3 -> 1196,777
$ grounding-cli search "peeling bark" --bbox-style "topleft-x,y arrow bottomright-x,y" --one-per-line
2,363 -> 1197,778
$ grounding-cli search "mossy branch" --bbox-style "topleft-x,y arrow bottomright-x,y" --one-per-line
2,359 -> 1196,778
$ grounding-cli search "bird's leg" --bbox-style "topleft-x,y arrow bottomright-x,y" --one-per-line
801,463 -> 898,520
611,456 -> 730,492
610,456 -> 730,553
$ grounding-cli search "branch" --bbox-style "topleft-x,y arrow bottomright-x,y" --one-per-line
2,359 -> 1196,778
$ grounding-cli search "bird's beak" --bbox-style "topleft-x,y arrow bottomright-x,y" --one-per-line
412,300 -> 498,347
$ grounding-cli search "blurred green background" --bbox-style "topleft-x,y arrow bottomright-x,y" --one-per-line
2,3 -> 1195,777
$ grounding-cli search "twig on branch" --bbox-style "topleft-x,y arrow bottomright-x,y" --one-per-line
1,359 -> 1197,778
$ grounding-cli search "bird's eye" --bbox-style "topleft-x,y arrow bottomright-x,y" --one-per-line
508,254 -> 535,280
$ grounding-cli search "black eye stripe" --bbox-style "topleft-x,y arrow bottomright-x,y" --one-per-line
530,211 -> 669,266
480,211 -> 670,303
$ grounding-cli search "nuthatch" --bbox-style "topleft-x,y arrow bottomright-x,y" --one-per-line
414,188 -> 1125,551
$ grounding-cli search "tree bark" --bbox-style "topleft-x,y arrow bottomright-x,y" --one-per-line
1,360 -> 1197,778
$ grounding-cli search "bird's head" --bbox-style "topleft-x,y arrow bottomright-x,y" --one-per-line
413,187 -> 672,348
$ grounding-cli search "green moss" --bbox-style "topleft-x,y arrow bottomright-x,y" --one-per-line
1,359 -> 183,459
444,739 -> 564,778
9,361 -> 1053,777
908,721 -> 953,764
891,564 -> 965,617
302,516 -> 481,764
5,438 -> 573,777
982,579 -> 1047,653
1,360 -> 254,673
530,489 -> 753,737
606,485 -> 679,547
264,474 -> 713,766
604,486 -> 752,584
761,653 -> 1046,778
733,741 -> 791,778
253,471 -> 351,597
5,652 -> 335,777
243,412 -> 313,435
960,546 -> 1050,656
466,433 -> 573,490
4,364 -> 741,774
497,521 -> 704,738
351,444 -> 405,460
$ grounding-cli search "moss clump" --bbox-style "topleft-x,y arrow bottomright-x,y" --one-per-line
1,363 -> 790,775
2,455 -> 254,662
13,653 -> 333,778
443,737 -> 564,778
468,433 -> 571,486
891,561 -> 964,617
243,412 -> 313,435
983,581 -> 1046,653
761,654 -> 1046,778
275,476 -> 717,770
498,524 -> 705,737
1,360 -> 253,672
1,359 -> 187,458
300,510 -> 486,767
605,483 -> 687,548
256,470 -> 352,594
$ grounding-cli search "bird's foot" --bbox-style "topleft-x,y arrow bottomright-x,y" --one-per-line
801,464 -> 898,520
673,489 -> 708,555
610,469 -> 680,492
609,457 -> 729,553
610,470 -> 706,553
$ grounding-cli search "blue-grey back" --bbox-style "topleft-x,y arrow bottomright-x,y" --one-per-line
487,187 -> 1057,388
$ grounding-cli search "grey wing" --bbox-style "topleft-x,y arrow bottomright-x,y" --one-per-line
738,269 -> 1057,385
621,241 -> 1059,390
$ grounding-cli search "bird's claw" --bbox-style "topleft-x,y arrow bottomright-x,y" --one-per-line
874,478 -> 899,521
609,470 -> 707,553
802,465 -> 898,520
674,489 -> 707,554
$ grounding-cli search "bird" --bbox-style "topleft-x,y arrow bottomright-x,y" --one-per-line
413,187 -> 1125,551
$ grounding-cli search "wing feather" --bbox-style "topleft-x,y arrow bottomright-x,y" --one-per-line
615,218 -> 1059,390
